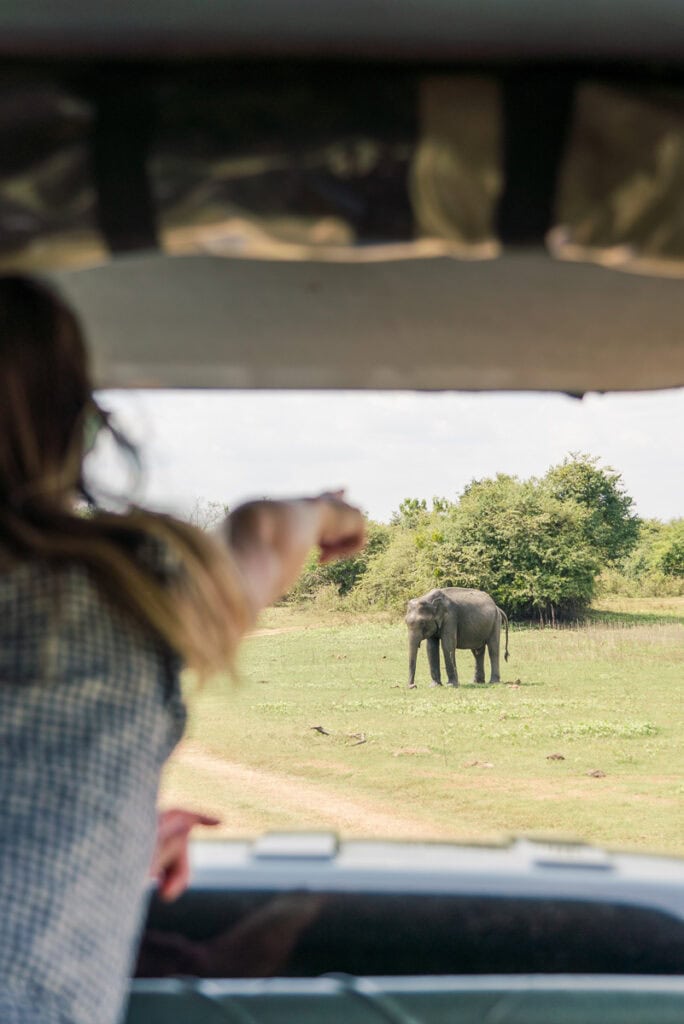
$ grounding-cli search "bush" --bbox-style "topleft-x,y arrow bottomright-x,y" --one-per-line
285,456 -> 661,620
598,519 -> 684,597
543,454 -> 639,564
350,529 -> 435,610
286,519 -> 391,604
350,472 -> 605,621
438,474 -> 600,622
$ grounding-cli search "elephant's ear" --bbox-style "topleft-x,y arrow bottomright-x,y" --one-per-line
427,590 -> 449,625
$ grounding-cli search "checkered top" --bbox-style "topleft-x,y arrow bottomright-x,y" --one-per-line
0,548 -> 186,1024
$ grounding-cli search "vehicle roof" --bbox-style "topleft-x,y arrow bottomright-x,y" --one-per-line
1,3 -> 683,393
2,1 -> 684,60
51,251 -> 684,393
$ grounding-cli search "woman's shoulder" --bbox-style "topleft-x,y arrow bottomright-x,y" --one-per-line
0,551 -> 184,711
0,556 -> 80,596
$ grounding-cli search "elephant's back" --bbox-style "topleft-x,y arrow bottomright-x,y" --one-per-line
441,588 -> 499,641
441,587 -> 497,610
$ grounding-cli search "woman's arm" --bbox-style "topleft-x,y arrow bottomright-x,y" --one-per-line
221,494 -> 365,614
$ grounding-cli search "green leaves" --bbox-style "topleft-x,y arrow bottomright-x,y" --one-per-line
286,520 -> 391,601
439,472 -> 601,622
543,454 -> 640,564
354,458 -> 641,621
284,456 -> 652,621
599,517 -> 684,597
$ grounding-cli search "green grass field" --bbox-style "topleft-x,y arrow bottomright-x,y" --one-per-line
161,598 -> 684,855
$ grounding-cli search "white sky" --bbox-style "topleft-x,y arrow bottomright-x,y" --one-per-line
94,388 -> 684,524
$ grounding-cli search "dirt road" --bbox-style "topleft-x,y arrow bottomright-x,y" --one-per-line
169,741 -> 460,840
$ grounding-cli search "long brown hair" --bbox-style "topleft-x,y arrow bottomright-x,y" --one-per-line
0,275 -> 251,677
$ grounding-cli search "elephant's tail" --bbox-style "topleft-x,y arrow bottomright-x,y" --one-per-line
499,608 -> 510,661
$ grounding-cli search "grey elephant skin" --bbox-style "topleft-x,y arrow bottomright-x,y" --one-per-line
405,588 -> 509,689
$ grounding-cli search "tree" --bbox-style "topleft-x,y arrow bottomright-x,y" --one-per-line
186,499 -> 230,531
390,498 -> 429,529
356,462 -> 631,621
604,518 -> 684,595
543,454 -> 639,564
354,474 -> 602,620
351,528 -> 435,608
283,456 -> 650,619
445,474 -> 600,622
659,520 -> 684,578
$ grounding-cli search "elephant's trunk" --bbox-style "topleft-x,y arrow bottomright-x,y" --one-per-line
407,632 -> 421,688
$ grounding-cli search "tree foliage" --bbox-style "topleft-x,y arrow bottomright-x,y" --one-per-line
444,474 -> 600,622
659,520 -> 684,578
287,520 -> 391,602
390,498 -> 429,529
279,455 -> 664,618
543,454 -> 639,563
598,518 -> 684,596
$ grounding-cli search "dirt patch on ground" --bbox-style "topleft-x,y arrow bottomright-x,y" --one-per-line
173,741 -> 462,839
247,626 -> 311,638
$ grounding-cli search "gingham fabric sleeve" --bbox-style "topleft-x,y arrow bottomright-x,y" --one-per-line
0,560 -> 187,1024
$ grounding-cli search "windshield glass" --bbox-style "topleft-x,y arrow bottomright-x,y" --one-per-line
91,388 -> 684,855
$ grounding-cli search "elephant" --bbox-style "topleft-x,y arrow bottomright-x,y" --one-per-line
405,587 -> 509,688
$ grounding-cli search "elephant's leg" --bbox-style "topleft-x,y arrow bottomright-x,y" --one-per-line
427,637 -> 443,686
472,645 -> 486,684
441,632 -> 459,687
487,628 -> 502,683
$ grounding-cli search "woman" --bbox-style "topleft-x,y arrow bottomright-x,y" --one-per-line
0,275 -> 365,1024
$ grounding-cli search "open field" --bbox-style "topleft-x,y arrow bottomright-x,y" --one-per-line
161,597 -> 684,855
